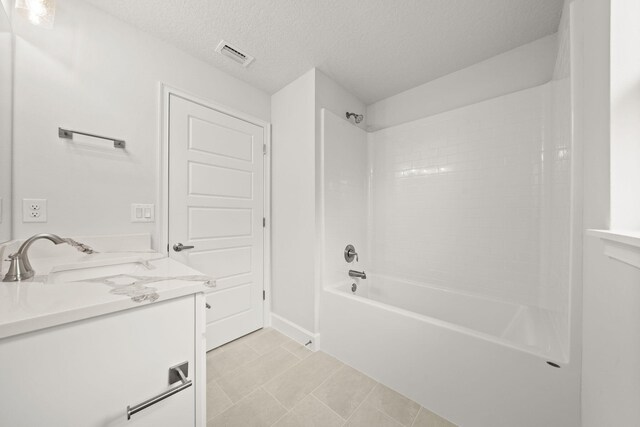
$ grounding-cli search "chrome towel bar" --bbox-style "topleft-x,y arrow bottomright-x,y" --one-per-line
126,362 -> 191,420
58,127 -> 126,149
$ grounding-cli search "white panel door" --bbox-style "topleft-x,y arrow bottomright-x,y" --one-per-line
169,94 -> 264,350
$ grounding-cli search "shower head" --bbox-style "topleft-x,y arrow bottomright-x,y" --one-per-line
346,112 -> 364,124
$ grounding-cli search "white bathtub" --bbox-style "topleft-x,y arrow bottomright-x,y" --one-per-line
320,274 -> 580,427
336,274 -> 564,361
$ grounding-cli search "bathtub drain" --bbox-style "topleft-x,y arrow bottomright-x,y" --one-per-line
351,283 -> 357,293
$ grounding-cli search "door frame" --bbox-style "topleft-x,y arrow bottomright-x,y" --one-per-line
158,83 -> 272,328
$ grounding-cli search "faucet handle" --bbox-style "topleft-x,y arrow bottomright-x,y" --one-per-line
344,245 -> 359,263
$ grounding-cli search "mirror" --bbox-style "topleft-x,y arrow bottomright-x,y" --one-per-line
0,1 -> 12,243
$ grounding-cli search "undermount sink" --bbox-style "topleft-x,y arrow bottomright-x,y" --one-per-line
46,258 -> 155,284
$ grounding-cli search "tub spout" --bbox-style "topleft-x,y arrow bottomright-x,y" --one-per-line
349,270 -> 366,279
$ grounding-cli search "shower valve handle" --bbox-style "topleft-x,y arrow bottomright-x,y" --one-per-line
344,245 -> 359,263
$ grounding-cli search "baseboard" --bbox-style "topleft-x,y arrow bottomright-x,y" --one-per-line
270,313 -> 320,351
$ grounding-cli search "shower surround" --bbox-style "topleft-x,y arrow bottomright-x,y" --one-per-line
369,85 -> 570,315
319,75 -> 578,426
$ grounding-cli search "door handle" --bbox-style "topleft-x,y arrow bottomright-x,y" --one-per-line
173,243 -> 194,252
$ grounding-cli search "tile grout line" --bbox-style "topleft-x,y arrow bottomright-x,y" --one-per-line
261,361 -> 305,396
410,407 -> 423,427
278,336 -> 422,426
307,362 -> 346,396
303,357 -> 350,419
241,337 -> 317,410
269,351 -> 379,425
268,409 -> 291,427
279,341 -> 311,360
213,378 -> 234,410
258,345 -> 312,392
209,386 -> 266,423
209,331 -> 428,427
265,351 -> 345,416
307,388 -> 349,423
245,328 -> 299,356
341,376 -> 380,426
209,342 -> 261,382
249,346 -> 301,402
371,383 -> 422,427
269,359 -> 348,425
261,386 -> 291,427
206,331 -> 298,424
279,344 -> 299,358
204,379 -> 234,422
214,340 -> 290,394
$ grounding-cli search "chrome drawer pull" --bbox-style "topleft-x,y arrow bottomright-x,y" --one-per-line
126,362 -> 191,420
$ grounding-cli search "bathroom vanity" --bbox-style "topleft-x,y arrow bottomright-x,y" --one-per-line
0,234 -> 210,426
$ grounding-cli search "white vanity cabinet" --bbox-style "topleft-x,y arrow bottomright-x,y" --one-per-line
0,293 -> 206,426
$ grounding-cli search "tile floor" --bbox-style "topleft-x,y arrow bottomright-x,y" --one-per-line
206,328 -> 457,427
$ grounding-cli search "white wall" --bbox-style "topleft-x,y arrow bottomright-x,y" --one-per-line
271,68 -> 366,336
0,1 -> 11,243
609,0 -> 640,230
580,0 -> 640,425
11,0 -> 270,246
271,69 -> 316,333
366,34 -> 558,131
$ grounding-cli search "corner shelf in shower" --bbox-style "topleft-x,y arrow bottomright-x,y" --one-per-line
587,229 -> 640,270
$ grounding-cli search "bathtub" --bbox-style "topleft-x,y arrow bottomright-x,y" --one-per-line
336,274 -> 564,361
319,274 -> 580,427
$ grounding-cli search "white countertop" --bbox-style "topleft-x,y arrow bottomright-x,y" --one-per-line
0,236 -> 212,340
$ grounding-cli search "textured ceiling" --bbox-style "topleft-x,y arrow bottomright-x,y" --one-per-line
82,0 -> 563,104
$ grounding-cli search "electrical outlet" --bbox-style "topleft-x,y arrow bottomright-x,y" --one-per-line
23,199 -> 47,223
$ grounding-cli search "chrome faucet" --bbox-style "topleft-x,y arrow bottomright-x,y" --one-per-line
3,233 -> 95,282
349,270 -> 366,279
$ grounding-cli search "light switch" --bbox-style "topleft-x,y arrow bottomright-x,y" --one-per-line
131,204 -> 155,223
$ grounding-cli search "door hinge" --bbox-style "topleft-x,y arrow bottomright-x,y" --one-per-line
263,144 -> 267,155
263,217 -> 266,228
263,290 -> 266,301
166,243 -> 169,253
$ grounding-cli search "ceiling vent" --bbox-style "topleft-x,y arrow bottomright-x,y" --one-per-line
215,40 -> 254,67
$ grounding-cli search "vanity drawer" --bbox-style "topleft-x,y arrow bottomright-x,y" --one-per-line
0,295 -> 200,426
